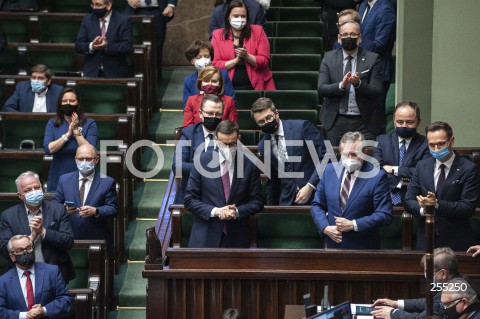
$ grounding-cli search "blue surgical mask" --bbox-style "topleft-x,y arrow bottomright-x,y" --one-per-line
24,189 -> 44,206
30,80 -> 46,93
76,161 -> 95,175
430,145 -> 451,160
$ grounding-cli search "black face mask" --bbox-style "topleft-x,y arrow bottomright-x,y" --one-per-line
15,252 -> 35,269
61,104 -> 78,116
442,302 -> 480,319
341,37 -> 358,51
260,119 -> 279,134
93,8 -> 108,19
395,127 -> 417,139
203,117 -> 222,132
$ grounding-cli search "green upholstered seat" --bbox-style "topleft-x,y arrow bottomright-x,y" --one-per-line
67,246 -> 89,289
235,90 -> 263,110
270,0 -> 323,6
470,216 -> 480,243
264,90 -> 319,110
0,48 -> 19,75
264,22 -> 276,37
272,71 -> 319,90
276,22 -> 323,38
385,83 -> 396,133
27,49 -> 79,75
77,84 -> 127,114
380,213 -> 403,249
239,130 -> 260,146
39,19 -> 82,43
1,117 -> 49,149
279,109 -> 318,124
272,37 -> 323,55
270,54 -> 322,71
0,158 -> 46,192
181,212 -> 193,247
267,7 -> 323,21
237,110 -> 260,130
1,18 -> 29,43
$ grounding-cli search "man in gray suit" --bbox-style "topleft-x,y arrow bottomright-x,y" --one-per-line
317,20 -> 384,146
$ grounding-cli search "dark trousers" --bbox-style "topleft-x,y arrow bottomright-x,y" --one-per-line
326,114 -> 376,146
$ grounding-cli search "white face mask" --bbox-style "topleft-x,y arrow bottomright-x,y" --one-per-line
194,57 -> 211,71
219,147 -> 236,163
230,17 -> 247,30
341,158 -> 362,173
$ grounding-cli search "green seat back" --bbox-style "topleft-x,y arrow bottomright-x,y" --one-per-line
380,214 -> 403,249
2,118 -> 49,149
67,246 -> 89,289
239,130 -> 259,146
237,111 -> 260,130
77,84 -> 127,114
39,20 -> 82,43
235,91 -> 262,110
276,22 -> 323,38
94,119 -> 120,149
46,0 -> 124,13
279,110 -> 318,125
27,50 -> 79,75
257,213 -> 323,248
2,18 -> 29,42
0,48 -> 19,75
272,38 -> 323,54
0,158 -> 45,192
272,71 -> 319,90
267,7 -> 323,21
270,54 -> 322,72
264,90 -> 318,110
385,83 -> 396,133
181,212 -> 193,247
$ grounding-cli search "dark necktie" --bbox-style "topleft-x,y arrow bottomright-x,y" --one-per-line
100,19 -> 106,37
436,164 -> 446,197
206,133 -> 214,151
340,172 -> 351,210
24,271 -> 34,310
340,55 -> 353,113
79,178 -> 88,206
145,0 -> 152,6
221,160 -> 230,235
391,140 -> 406,205
362,3 -> 371,23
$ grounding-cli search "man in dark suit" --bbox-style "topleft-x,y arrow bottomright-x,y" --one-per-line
0,171 -> 75,283
373,101 -> 430,205
317,21 -> 384,146
372,247 -> 465,319
0,0 -> 38,11
173,94 -> 224,203
209,0 -> 266,38
251,97 -> 326,206
184,120 -> 264,248
0,235 -> 73,319
125,0 -> 176,80
54,144 -> 118,251
311,131 -> 392,249
75,0 -> 133,78
2,64 -> 63,112
440,278 -> 480,319
405,121 -> 480,251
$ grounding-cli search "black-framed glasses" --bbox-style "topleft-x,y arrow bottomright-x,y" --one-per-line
11,245 -> 34,255
339,32 -> 360,39
257,113 -> 276,126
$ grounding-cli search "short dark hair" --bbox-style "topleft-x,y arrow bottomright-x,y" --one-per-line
185,40 -> 214,62
215,120 -> 239,137
196,66 -> 224,94
425,121 -> 453,139
54,87 -> 86,128
31,64 -> 52,79
394,101 -> 421,121
223,0 -> 251,41
250,97 -> 277,118
201,94 -> 224,111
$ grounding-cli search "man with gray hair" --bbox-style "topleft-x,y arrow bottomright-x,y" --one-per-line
0,171 -> 75,283
440,278 -> 480,319
311,131 -> 392,249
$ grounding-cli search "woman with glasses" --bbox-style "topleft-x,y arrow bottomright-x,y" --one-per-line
43,87 -> 98,191
211,0 -> 275,91
183,66 -> 238,127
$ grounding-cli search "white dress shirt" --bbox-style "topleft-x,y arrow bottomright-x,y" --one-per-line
32,88 -> 48,112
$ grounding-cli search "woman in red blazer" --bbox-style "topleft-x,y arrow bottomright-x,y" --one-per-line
183,66 -> 238,127
211,0 -> 275,91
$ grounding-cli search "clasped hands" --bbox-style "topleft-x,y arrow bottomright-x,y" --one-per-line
27,304 -> 45,319
323,217 -> 354,243
234,47 -> 247,59
416,191 -> 437,208
341,71 -> 360,90
92,35 -> 107,50
215,205 -> 237,220
29,216 -> 45,242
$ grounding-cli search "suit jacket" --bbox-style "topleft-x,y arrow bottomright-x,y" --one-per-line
0,0 -> 38,11
358,0 -> 396,82
209,0 -> 266,38
183,69 -> 236,109
75,10 -> 133,78
184,150 -> 264,248
53,170 -> 118,250
212,25 -> 276,91
183,93 -> 238,127
404,155 -> 480,251
258,119 -> 326,205
2,81 -> 63,112
0,200 -> 76,283
0,262 -> 73,319
311,162 -> 393,249
317,47 -> 384,135
373,132 -> 430,199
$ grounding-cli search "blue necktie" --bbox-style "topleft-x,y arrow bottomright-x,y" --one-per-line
391,140 -> 406,205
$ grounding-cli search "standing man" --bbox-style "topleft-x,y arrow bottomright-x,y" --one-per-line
311,131 -> 392,249
2,64 -> 63,112
251,98 -> 326,205
0,235 -> 73,319
317,20 -> 384,146
405,121 -> 480,251
54,144 -> 118,251
373,101 -> 430,205
125,0 -> 176,80
0,172 -> 75,283
76,0 -> 133,78
184,120 -> 264,248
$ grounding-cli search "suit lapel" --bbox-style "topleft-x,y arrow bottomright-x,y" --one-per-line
16,204 -> 31,235
425,158 -> 436,194
282,120 -> 295,157
344,175 -> 367,213
441,156 -> 461,198
84,173 -> 100,205
390,133 -> 400,164
335,49 -> 344,81
212,152 -> 227,203
356,49 -> 367,73
105,12 -> 115,38
33,263 -> 44,305
9,269 -> 28,310
403,134 -> 420,165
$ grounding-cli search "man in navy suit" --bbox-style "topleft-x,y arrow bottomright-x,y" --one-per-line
75,0 -> 133,78
373,101 -> 430,205
405,122 -> 480,251
251,97 -> 326,206
311,131 -> 392,249
209,0 -> 266,38
0,235 -> 73,319
318,21 -> 384,146
0,171 -> 75,283
2,64 -> 64,112
184,120 -> 264,248
173,94 -> 224,203
54,144 -> 118,251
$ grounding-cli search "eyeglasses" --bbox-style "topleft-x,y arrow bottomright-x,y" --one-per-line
441,298 -> 464,309
339,32 -> 360,38
428,140 -> 450,150
90,2 -> 107,8
11,245 -> 34,255
76,157 -> 97,162
257,113 -> 276,126
201,109 -> 223,118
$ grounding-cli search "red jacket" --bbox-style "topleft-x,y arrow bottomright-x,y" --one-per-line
212,25 -> 276,91
183,94 -> 238,127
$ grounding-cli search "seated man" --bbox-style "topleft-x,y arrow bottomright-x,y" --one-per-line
440,278 -> 480,319
2,64 -> 64,112
0,235 -> 73,319
54,144 -> 118,251
252,97 -> 326,205
373,101 -> 430,205
311,131 -> 392,249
